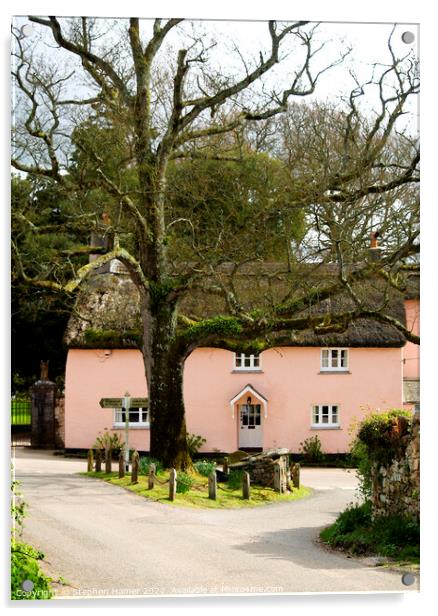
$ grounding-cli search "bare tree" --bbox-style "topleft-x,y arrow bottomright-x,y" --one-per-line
11,17 -> 419,468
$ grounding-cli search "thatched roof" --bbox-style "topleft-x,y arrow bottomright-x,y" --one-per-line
65,261 -> 411,349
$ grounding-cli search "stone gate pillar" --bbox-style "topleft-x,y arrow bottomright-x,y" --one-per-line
30,361 -> 57,448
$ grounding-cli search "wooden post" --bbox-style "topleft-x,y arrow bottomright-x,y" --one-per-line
148,463 -> 156,490
95,449 -> 102,472
87,449 -> 94,473
223,457 -> 229,475
291,463 -> 300,489
118,451 -> 125,478
242,471 -> 250,499
105,447 -> 112,473
169,468 -> 177,501
131,450 -> 139,484
208,472 -> 217,500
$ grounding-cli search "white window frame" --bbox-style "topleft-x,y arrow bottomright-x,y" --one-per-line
233,352 -> 261,371
320,348 -> 349,372
113,407 -> 149,428
311,404 -> 340,428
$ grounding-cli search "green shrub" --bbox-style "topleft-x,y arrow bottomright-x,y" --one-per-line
186,433 -> 206,458
349,440 -> 373,500
299,435 -> 325,463
11,475 -> 53,600
138,456 -> 163,476
355,408 -> 412,466
176,471 -> 194,494
320,501 -> 419,561
332,501 -> 372,535
11,542 -> 53,600
194,459 -> 216,477
227,469 -> 244,489
371,514 -> 420,557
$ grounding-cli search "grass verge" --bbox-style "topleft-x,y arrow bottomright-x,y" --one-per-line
319,500 -> 419,568
80,470 -> 311,509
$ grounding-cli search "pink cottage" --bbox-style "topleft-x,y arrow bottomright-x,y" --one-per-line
63,261 -> 419,455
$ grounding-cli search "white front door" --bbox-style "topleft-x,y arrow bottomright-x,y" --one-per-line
238,404 -> 263,448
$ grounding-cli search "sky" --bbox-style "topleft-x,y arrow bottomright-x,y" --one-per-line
1,1 -> 436,615
11,16 -> 419,132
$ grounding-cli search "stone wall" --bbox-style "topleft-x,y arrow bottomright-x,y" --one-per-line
54,397 -> 65,449
228,449 -> 291,492
371,415 -> 419,519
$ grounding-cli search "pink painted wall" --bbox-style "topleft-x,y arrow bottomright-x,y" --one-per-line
64,349 -> 149,451
65,345 -> 403,454
403,299 -> 420,379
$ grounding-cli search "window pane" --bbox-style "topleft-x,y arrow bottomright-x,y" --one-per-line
322,405 -> 329,415
321,350 -> 329,368
331,349 -> 338,367
241,405 -> 248,426
255,405 -> 261,425
236,355 -> 242,367
313,406 -> 319,423
253,355 -> 260,367
340,350 -> 347,367
141,408 -> 148,422
129,409 -> 139,422
249,405 -> 255,424
331,405 -> 338,423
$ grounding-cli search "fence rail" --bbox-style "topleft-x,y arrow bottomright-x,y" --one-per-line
11,399 -> 31,426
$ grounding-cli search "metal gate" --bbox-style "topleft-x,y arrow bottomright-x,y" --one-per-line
11,398 -> 31,446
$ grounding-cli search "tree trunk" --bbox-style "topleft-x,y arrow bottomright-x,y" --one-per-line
143,297 -> 191,470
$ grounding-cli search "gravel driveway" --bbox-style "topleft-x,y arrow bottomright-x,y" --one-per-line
12,447 -> 418,598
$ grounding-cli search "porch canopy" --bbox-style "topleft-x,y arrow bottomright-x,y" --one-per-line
229,384 -> 268,419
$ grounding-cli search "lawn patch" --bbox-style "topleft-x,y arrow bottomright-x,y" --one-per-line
80,470 -> 311,509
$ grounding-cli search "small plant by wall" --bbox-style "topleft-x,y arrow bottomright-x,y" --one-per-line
92,429 -> 124,457
186,433 -> 206,459
299,435 -> 325,464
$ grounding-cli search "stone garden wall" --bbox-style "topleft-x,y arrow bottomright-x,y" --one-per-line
228,449 -> 291,492
371,414 -> 419,519
54,397 -> 65,449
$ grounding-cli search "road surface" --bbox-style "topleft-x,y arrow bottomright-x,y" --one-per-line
12,447 -> 418,598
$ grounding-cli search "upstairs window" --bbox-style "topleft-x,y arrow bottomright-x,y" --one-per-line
234,353 -> 261,371
320,348 -> 349,372
114,407 -> 149,427
312,404 -> 340,428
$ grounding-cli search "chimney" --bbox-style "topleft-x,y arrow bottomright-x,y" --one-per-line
369,231 -> 383,261
89,213 -> 112,267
